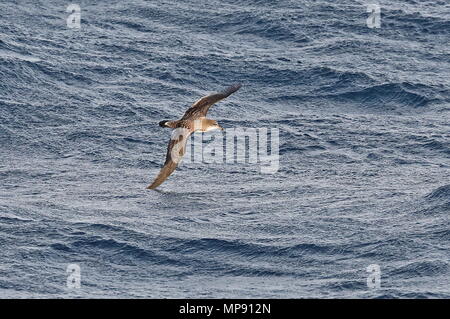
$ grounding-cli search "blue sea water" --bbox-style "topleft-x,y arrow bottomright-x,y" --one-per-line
0,0 -> 449,298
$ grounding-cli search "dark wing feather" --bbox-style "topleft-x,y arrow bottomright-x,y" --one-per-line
147,129 -> 192,189
181,83 -> 242,120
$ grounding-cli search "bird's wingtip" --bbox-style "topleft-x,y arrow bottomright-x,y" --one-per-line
225,83 -> 242,95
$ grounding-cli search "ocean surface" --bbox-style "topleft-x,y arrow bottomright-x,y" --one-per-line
1,0 -> 449,298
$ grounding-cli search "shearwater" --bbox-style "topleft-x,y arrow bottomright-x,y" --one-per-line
147,84 -> 242,189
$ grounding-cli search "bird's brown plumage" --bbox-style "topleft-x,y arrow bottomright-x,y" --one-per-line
147,84 -> 242,190
181,84 -> 242,120
147,128 -> 191,189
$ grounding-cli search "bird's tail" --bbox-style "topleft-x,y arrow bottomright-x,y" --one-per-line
159,120 -> 177,128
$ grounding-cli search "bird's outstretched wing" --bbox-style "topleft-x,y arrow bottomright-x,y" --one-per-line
181,83 -> 242,120
147,128 -> 192,189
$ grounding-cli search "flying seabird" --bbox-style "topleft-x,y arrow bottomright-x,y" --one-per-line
147,84 -> 242,189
